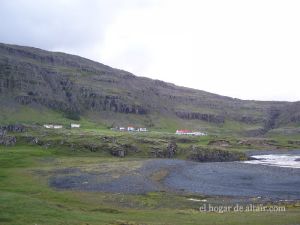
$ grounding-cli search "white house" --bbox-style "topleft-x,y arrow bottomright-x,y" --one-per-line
43,124 -> 63,129
192,132 -> 206,136
176,130 -> 206,136
127,126 -> 135,131
176,129 -> 193,135
71,123 -> 80,128
138,128 -> 147,132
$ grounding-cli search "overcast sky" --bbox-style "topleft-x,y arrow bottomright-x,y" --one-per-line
0,0 -> 299,101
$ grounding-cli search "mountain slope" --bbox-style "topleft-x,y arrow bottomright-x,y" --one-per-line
0,43 -> 298,134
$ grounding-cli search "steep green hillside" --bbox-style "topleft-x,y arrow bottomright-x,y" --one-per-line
0,43 -> 299,134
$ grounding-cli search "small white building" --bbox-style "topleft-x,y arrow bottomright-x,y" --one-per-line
176,129 -> 193,135
43,124 -> 63,129
71,123 -> 80,128
138,128 -> 147,132
192,132 -> 207,136
119,127 -> 126,131
127,126 -> 135,131
176,130 -> 206,136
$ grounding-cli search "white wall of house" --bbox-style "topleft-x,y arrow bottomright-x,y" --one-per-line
127,127 -> 135,131
139,128 -> 147,132
44,124 -> 62,129
175,130 -> 206,136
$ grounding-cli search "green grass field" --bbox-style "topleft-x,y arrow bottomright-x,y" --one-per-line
0,143 -> 300,225
0,104 -> 270,136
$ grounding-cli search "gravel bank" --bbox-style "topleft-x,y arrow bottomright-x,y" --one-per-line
50,151 -> 300,200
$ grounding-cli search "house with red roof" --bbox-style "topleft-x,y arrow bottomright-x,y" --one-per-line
176,129 -> 193,135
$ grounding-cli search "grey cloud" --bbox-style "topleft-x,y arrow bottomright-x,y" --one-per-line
0,0 -> 149,50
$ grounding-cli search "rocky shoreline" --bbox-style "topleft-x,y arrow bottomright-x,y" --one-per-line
49,151 -> 300,200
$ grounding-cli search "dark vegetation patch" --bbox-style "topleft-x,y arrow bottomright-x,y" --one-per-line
90,208 -> 122,214
188,146 -> 248,162
173,137 -> 198,143
0,218 -> 13,223
64,110 -> 80,121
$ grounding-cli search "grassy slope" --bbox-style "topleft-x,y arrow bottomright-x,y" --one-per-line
1,145 -> 300,225
3,42 -> 298,136
0,104 -> 266,138
0,104 -> 107,129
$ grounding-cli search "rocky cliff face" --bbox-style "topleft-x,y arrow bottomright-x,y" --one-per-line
0,43 -> 298,131
0,45 -> 148,117
175,111 -> 225,124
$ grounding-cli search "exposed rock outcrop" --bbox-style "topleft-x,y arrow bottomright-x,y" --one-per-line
110,147 -> 126,157
0,124 -> 26,132
166,141 -> 177,158
0,128 -> 16,146
175,111 -> 225,124
151,141 -> 177,158
235,115 -> 263,124
0,128 -> 6,136
0,124 -> 24,146
263,107 -> 281,132
0,135 -> 16,146
189,146 -> 248,162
